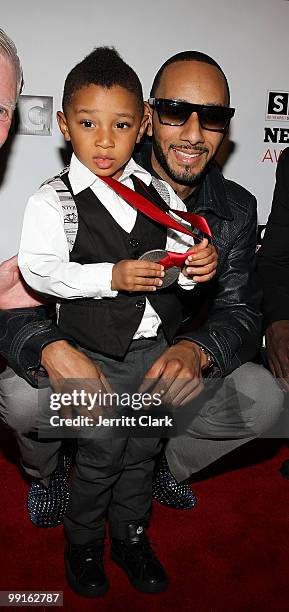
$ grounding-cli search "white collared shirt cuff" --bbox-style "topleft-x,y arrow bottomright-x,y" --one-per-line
82,263 -> 118,298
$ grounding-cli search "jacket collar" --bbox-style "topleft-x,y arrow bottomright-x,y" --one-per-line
195,162 -> 233,220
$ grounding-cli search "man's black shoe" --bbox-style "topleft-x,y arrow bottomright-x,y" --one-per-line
28,445 -> 73,528
111,524 -> 168,593
152,452 -> 196,510
65,541 -> 109,597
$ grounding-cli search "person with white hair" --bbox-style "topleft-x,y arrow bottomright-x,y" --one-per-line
0,28 -> 72,528
0,28 -> 22,144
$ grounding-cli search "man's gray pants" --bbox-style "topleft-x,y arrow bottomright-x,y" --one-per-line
0,362 -> 284,481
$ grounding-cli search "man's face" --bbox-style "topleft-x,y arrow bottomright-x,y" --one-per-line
149,61 -> 229,189
0,54 -> 17,148
57,84 -> 147,180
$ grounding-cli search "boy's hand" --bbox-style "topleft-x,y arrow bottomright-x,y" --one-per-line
112,259 -> 165,292
182,239 -> 218,283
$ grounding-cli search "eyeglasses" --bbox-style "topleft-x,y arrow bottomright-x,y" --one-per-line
148,98 -> 235,132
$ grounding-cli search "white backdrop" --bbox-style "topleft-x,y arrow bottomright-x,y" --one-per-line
1,0 -> 289,259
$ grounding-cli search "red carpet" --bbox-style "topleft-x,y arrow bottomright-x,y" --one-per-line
1,439 -> 289,612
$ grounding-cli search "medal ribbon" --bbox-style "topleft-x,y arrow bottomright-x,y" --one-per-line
100,175 -> 212,269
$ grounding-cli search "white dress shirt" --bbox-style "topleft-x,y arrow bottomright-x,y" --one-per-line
18,154 -> 196,339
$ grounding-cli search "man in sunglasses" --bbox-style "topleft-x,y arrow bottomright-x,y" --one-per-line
134,51 -> 283,506
0,51 -> 283,523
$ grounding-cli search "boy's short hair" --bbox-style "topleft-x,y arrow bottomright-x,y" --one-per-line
62,46 -> 144,114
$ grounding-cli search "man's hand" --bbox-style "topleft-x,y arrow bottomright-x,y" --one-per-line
0,255 -> 44,308
182,239 -> 218,283
265,320 -> 289,388
139,340 -> 207,406
112,259 -> 165,292
41,340 -> 114,424
41,340 -> 110,387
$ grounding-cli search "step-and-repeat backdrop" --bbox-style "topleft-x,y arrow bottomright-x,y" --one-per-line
1,0 -> 289,258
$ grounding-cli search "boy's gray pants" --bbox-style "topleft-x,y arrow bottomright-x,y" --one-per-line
0,360 -> 284,482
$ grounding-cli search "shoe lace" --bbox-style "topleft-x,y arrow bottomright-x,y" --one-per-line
78,543 -> 103,564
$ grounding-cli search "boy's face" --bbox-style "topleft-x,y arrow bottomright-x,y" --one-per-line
57,84 -> 147,179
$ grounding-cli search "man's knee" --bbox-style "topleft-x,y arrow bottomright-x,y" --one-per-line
0,367 -> 40,433
227,362 -> 284,436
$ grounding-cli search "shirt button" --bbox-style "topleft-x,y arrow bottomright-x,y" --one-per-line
135,299 -> 145,309
129,238 -> 140,248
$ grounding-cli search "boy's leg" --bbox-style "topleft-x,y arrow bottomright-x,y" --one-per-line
105,334 -> 168,592
108,437 -> 161,538
108,434 -> 168,593
63,433 -> 127,597
64,334 -> 169,594
65,330 -> 168,541
64,434 -> 128,543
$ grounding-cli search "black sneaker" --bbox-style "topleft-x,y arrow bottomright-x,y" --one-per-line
65,540 -> 109,598
153,452 -> 196,510
111,524 -> 168,593
27,445 -> 73,528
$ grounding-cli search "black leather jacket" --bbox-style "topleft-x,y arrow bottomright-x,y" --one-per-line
173,161 -> 261,374
0,154 -> 261,386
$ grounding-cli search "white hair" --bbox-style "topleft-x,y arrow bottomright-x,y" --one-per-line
0,28 -> 23,99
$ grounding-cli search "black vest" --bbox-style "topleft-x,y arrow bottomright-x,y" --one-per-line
57,173 -> 185,357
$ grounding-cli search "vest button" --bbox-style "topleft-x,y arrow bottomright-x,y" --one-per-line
135,299 -> 145,309
129,238 -> 139,248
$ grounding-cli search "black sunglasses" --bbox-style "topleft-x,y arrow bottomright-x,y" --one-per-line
148,98 -> 235,132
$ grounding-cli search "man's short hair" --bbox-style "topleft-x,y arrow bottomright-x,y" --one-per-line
62,46 -> 144,114
150,50 -> 230,104
0,28 -> 23,99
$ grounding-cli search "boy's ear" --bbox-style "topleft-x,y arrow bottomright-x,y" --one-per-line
136,102 -> 151,144
57,111 -> 71,141
144,101 -> 153,137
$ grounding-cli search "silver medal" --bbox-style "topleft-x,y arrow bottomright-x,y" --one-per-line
139,249 -> 180,289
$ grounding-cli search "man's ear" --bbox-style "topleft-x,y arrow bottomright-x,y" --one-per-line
136,102 -> 150,143
144,101 -> 153,137
57,111 -> 71,141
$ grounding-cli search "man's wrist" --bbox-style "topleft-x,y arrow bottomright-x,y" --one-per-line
198,346 -> 214,371
175,339 -> 209,369
41,340 -> 72,369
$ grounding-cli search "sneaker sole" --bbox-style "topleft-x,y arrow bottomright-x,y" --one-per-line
110,551 -> 168,594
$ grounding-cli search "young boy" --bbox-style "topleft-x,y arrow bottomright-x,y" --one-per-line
18,47 -> 217,597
